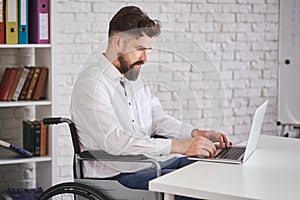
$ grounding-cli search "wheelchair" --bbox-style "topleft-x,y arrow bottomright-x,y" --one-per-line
38,117 -> 162,200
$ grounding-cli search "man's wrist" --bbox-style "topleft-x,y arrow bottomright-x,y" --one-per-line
171,139 -> 181,154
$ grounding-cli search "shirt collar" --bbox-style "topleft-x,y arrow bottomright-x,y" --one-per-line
99,53 -> 142,85
99,53 -> 122,81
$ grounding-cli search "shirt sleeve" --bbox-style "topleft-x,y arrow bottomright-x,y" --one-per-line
70,77 -> 172,157
151,96 -> 196,140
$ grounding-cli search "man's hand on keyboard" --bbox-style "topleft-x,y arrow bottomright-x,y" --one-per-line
171,129 -> 232,158
192,129 -> 232,149
171,135 -> 217,157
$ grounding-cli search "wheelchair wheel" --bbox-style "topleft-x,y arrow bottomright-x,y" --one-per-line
38,182 -> 109,200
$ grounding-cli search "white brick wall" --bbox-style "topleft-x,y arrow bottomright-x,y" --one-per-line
53,0 -> 280,182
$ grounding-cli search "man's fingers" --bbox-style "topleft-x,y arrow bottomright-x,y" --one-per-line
225,134 -> 232,147
183,135 -> 219,157
223,135 -> 231,147
217,133 -> 232,148
200,140 -> 216,157
218,135 -> 225,148
199,148 -> 210,157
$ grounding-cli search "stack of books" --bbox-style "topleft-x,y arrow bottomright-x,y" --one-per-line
0,119 -> 48,158
0,66 -> 48,101
23,120 -> 48,156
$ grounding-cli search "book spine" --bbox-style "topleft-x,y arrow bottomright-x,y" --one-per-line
0,68 -> 17,101
6,67 -> 23,101
32,67 -> 48,100
38,120 -> 48,156
12,67 -> 30,101
23,120 -> 35,154
33,121 -> 41,156
19,67 -> 34,100
25,67 -> 41,100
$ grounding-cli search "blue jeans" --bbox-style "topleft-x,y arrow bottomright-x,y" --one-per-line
113,156 -> 202,200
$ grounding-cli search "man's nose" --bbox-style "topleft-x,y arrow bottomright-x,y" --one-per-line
140,50 -> 147,63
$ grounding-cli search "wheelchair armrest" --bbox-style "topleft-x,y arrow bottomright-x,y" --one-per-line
79,150 -> 161,177
79,150 -> 148,161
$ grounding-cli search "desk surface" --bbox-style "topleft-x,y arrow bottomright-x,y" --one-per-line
149,135 -> 300,200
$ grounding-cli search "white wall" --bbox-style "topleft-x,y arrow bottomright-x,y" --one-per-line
53,0 -> 279,183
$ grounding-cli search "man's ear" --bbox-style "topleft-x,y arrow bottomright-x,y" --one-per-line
114,34 -> 124,50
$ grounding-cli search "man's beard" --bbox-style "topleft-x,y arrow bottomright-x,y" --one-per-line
118,52 -> 144,81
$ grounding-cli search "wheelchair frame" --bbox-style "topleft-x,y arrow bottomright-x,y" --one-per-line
38,117 -> 162,200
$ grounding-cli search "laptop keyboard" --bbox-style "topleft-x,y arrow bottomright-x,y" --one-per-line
215,147 -> 246,160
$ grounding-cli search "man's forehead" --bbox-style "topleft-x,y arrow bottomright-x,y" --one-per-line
129,35 -> 154,49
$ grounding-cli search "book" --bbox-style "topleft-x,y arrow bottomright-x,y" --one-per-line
36,120 -> 47,156
32,121 -> 41,156
6,67 -> 23,101
0,68 -> 18,101
25,67 -> 41,100
12,66 -> 30,101
22,120 -> 35,154
0,139 -> 33,157
32,67 -> 48,100
22,120 -> 45,156
19,67 -> 34,100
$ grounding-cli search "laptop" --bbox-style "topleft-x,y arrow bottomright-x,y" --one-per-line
191,100 -> 268,164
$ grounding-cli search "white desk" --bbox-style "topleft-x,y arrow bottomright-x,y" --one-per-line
149,135 -> 300,200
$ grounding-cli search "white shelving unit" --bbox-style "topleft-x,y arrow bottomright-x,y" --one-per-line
0,156 -> 51,165
0,44 -> 54,189
0,100 -> 51,107
0,44 -> 51,48
0,2 -> 55,189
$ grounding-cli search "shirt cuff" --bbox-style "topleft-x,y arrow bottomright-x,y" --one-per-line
154,138 -> 172,155
179,123 -> 196,139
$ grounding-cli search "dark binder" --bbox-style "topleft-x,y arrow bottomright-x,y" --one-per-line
28,0 -> 50,44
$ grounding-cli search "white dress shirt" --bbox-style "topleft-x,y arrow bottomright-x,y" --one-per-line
70,54 -> 195,178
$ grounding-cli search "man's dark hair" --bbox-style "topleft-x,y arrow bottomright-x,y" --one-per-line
109,6 -> 161,38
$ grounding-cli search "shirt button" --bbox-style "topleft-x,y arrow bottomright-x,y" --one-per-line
132,120 -> 134,122
129,102 -> 131,106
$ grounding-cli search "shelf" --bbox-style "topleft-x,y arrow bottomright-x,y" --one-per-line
0,44 -> 51,48
0,100 -> 51,108
0,156 -> 51,165
0,0 -> 54,189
